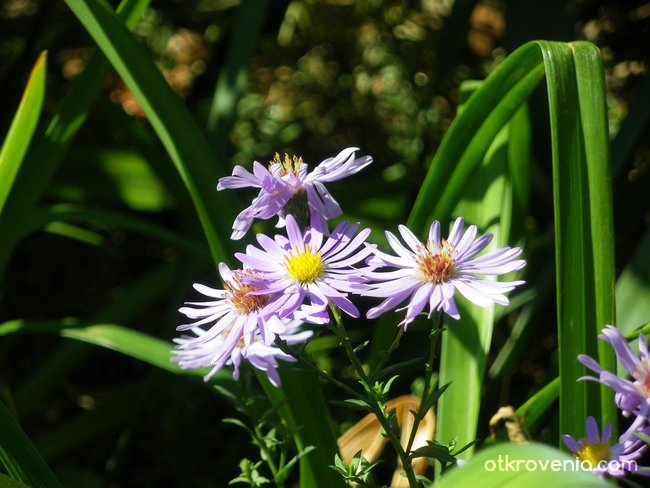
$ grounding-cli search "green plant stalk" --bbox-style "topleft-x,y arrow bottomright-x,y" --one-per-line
327,304 -> 419,488
0,0 -> 151,279
405,313 -> 442,455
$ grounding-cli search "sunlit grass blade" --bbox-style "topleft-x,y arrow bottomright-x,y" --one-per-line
435,83 -> 516,460
0,399 -> 61,488
63,0 -> 238,263
258,370 -> 346,488
407,42 -> 544,234
13,263 -> 179,417
207,0 -> 270,159
540,40 -> 616,438
0,0 -> 150,279
26,204 -> 211,259
0,52 -> 46,214
0,473 -> 31,488
516,378 -> 560,432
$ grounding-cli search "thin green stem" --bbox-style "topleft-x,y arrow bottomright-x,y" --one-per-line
273,337 -> 364,400
328,304 -> 420,488
370,327 -> 405,381
405,312 -> 443,456
241,368 -> 283,486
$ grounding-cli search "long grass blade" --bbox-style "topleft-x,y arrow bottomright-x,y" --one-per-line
0,0 -> 151,278
63,0 -> 238,263
0,52 -> 47,213
0,400 -> 61,488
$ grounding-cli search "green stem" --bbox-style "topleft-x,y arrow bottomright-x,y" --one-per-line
328,304 -> 420,488
273,337 -> 364,401
405,312 -> 443,456
242,369 -> 284,486
370,327 -> 405,381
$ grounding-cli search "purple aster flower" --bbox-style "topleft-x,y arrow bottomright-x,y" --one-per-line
579,325 -> 650,418
174,322 -> 311,387
364,217 -> 525,328
235,214 -> 373,324
562,416 -> 650,478
172,263 -> 312,385
217,147 -> 373,239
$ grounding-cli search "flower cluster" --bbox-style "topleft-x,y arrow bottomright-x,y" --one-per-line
173,147 -> 526,385
563,326 -> 650,478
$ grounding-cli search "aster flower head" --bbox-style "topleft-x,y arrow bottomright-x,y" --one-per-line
217,147 -> 373,239
235,214 -> 373,324
364,217 -> 525,328
562,416 -> 650,478
174,321 -> 311,387
172,263 -> 311,385
579,325 -> 650,417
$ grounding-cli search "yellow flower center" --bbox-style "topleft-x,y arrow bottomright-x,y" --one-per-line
285,245 -> 324,284
226,279 -> 268,314
633,359 -> 650,396
269,152 -> 304,176
416,239 -> 456,284
575,442 -> 610,468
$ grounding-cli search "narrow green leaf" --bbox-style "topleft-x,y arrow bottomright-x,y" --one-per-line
26,204 -> 211,259
207,0 -> 270,159
0,400 -> 61,488
434,79 -> 517,461
407,42 -> 544,233
0,52 -> 47,213
0,0 -> 151,278
540,40 -> 616,439
257,369 -> 346,488
0,473 -> 31,488
63,0 -> 238,263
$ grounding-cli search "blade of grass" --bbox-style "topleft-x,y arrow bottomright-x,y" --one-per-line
0,400 -> 61,488
435,83 -> 514,460
63,0 -> 238,263
26,204 -> 210,259
0,0 -> 151,279
541,40 -> 616,439
13,262 -> 179,416
207,0 -> 270,159
257,370 -> 346,488
0,52 -> 47,213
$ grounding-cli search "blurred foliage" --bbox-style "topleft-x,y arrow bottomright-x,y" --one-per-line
0,0 -> 648,485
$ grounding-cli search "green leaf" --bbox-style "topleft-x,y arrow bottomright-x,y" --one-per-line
207,0 -> 270,159
0,52 -> 47,214
541,41 -> 616,439
0,473 -> 32,488
0,400 -> 61,488
63,0 -> 238,263
0,0 -> 150,278
516,377 -> 560,432
435,442 -> 613,487
257,369 -> 346,488
436,80 -> 516,460
26,204 -> 210,259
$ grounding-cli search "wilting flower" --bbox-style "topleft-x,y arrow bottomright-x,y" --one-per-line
235,214 -> 372,324
172,263 -> 311,385
579,325 -> 650,418
217,147 -> 373,239
364,217 -> 525,328
562,416 -> 650,478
